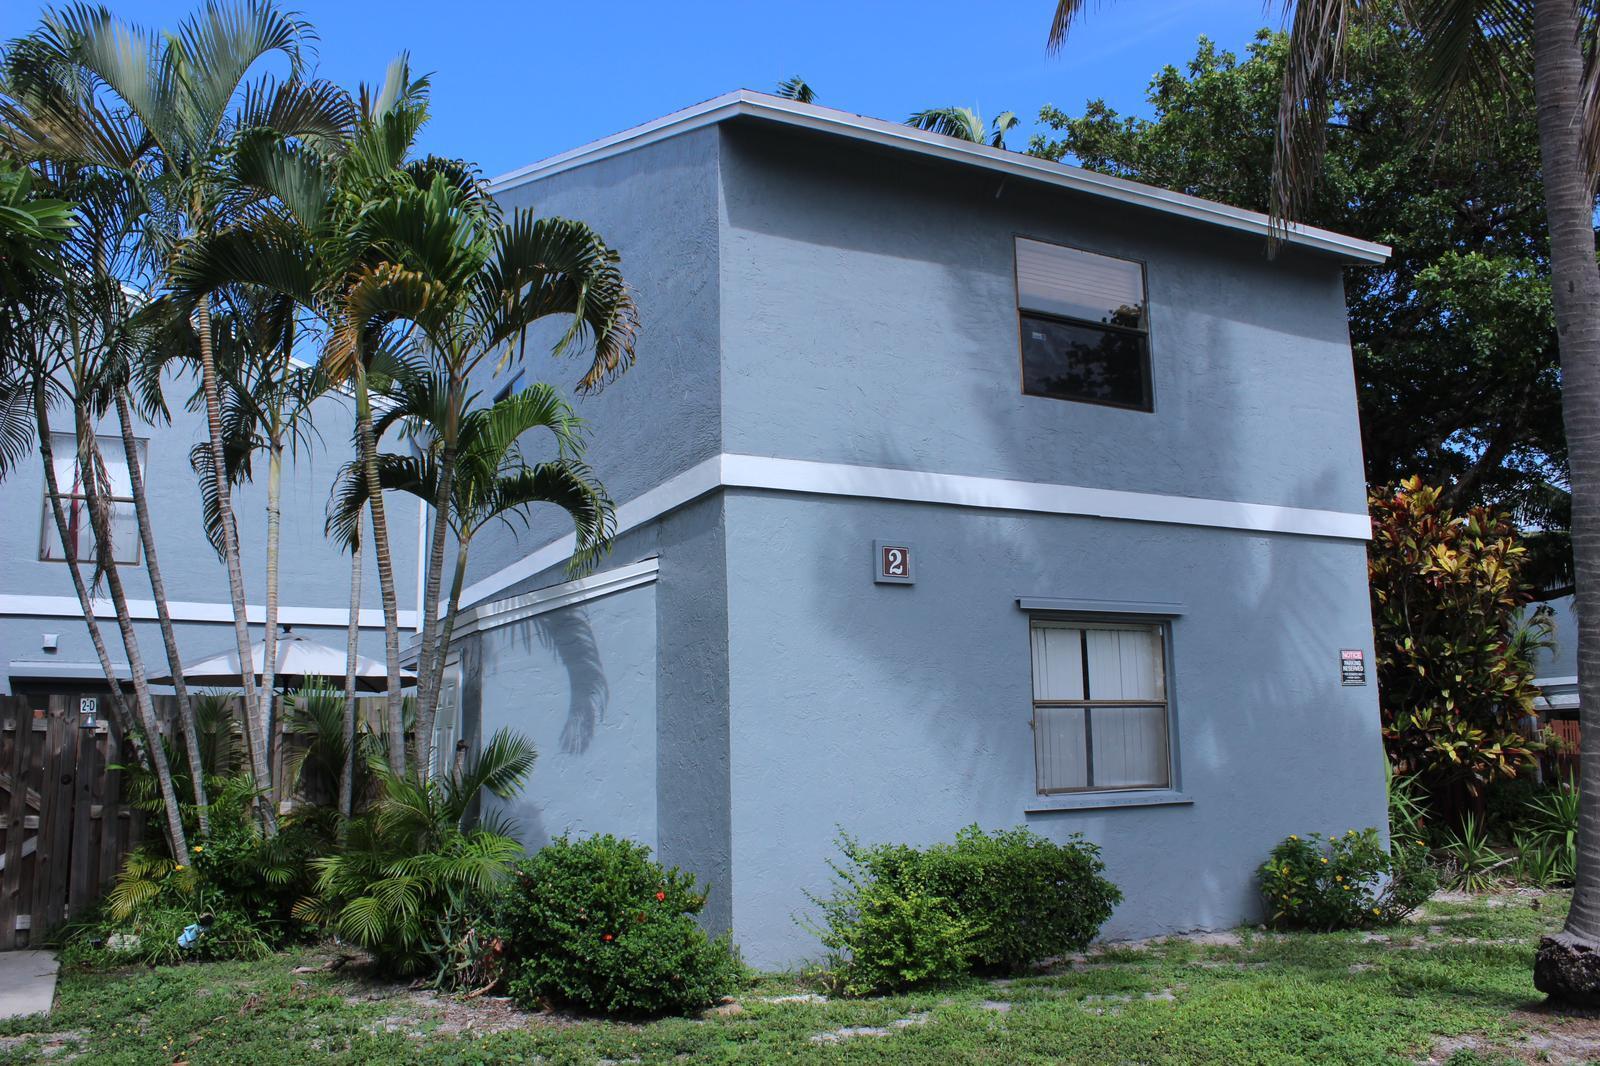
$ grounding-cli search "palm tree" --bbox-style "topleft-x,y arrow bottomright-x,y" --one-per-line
1046,0 -> 1600,1000
14,1 -> 354,822
330,380 -> 615,774
7,162 -> 191,857
907,105 -> 1019,148
178,73 -> 637,778
170,57 -> 441,777
324,183 -> 635,779
775,76 -> 817,103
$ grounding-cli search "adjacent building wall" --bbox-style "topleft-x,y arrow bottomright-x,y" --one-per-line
0,369 -> 421,694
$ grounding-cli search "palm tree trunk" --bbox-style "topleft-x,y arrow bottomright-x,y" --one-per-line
70,403 -> 189,859
1530,0 -> 1600,1002
259,434 -> 283,802
413,439 -> 456,779
340,532 -> 362,820
115,390 -> 210,837
354,370 -> 406,776
31,383 -> 145,772
194,294 -> 275,834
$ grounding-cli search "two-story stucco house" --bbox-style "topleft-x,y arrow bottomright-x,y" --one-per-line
445,91 -> 1391,968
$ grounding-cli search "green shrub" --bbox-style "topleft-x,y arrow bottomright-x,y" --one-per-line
295,728 -> 536,976
495,834 -> 741,1016
63,851 -> 274,966
811,877 -> 971,996
804,826 -> 1122,994
1259,828 -> 1438,931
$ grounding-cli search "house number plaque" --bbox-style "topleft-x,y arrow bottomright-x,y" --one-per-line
874,541 -> 915,584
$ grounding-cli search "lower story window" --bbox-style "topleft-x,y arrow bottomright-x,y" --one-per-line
1029,619 -> 1170,794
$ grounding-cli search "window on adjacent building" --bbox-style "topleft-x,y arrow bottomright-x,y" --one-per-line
38,433 -> 144,566
1015,237 -> 1152,411
1029,619 -> 1170,793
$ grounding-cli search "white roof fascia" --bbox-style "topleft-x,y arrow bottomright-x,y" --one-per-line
488,90 -> 1390,265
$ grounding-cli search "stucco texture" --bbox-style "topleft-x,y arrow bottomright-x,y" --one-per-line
723,490 -> 1385,968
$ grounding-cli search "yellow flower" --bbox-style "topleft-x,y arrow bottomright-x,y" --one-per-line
173,864 -> 185,871
1321,858 -> 1329,865
1289,835 -> 1298,841
1416,840 -> 1425,847
1372,908 -> 1381,915
191,845 -> 203,854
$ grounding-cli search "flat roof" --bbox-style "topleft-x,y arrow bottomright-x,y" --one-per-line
489,90 -> 1391,266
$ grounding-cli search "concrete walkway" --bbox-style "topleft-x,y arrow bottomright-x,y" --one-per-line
0,951 -> 56,1018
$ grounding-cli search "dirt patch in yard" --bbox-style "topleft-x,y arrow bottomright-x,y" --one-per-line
1426,1007 -> 1600,1064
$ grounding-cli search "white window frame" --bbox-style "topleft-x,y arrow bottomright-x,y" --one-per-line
38,432 -> 145,566
1029,617 -> 1173,795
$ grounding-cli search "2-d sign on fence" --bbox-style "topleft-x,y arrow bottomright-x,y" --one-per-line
0,694 -> 147,949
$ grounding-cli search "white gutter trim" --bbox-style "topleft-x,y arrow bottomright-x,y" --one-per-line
457,453 -> 1372,609
488,90 -> 1390,265
9,659 -> 131,680
457,455 -> 723,607
0,594 -> 417,630
1534,675 -> 1579,688
445,559 -> 660,644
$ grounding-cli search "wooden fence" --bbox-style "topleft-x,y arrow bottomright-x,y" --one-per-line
0,693 -> 145,949
0,690 -> 395,948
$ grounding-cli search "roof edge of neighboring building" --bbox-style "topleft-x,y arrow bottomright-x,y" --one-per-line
487,89 -> 1391,266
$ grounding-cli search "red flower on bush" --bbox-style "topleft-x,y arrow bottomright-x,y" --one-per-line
602,933 -> 614,942
655,891 -> 666,901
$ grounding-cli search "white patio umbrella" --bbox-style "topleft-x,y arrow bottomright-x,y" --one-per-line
150,629 -> 416,692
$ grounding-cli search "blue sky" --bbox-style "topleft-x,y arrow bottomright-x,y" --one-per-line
1,1 -> 1277,179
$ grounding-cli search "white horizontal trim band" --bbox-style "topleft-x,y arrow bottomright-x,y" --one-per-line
0,594 -> 416,630
447,559 -> 660,644
460,453 -> 1370,609
489,91 -> 1389,265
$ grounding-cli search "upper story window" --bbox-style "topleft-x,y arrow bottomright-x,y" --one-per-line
1030,619 -> 1171,794
1015,237 -> 1152,411
38,432 -> 144,566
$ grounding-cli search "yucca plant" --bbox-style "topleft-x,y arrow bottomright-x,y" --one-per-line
1439,814 -> 1508,893
294,727 -> 536,975
1526,778 -> 1580,853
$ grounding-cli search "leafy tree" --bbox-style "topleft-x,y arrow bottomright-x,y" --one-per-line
1030,21 -> 1566,554
1045,0 -> 1600,997
1368,479 -> 1544,808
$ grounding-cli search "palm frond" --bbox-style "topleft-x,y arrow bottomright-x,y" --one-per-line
775,75 -> 816,103
474,212 -> 638,392
1046,0 -> 1090,55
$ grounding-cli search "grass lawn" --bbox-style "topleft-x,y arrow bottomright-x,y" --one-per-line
0,890 -> 1593,1065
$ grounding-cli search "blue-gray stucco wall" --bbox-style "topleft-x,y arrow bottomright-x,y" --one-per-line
466,128 -> 723,598
723,490 -> 1386,967
717,124 -> 1366,515
0,368 -> 421,694
476,582 -> 659,851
